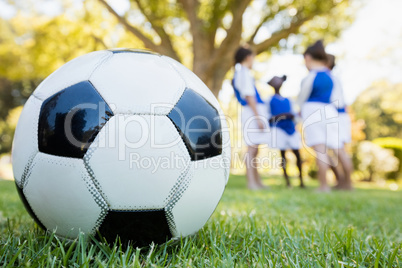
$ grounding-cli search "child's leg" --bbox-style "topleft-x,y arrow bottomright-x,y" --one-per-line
328,152 -> 344,188
313,144 -> 331,192
333,147 -> 353,190
246,145 -> 260,190
252,146 -> 266,188
292,149 -> 305,188
253,165 -> 265,188
280,150 -> 291,187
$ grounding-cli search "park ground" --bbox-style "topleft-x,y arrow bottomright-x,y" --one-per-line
0,175 -> 401,267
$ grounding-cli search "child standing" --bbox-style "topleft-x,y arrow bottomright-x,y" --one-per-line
327,54 -> 353,190
297,41 -> 339,192
267,75 -> 304,188
232,46 -> 269,190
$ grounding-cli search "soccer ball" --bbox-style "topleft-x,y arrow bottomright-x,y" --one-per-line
12,49 -> 230,246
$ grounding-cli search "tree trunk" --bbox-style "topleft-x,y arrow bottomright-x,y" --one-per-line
368,168 -> 374,182
193,43 -> 238,97
194,61 -> 232,98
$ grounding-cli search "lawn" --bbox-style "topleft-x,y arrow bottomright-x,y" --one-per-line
0,175 -> 401,267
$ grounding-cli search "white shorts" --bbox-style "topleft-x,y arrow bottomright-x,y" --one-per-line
269,127 -> 301,150
339,112 -> 351,144
301,102 -> 341,149
241,104 -> 270,146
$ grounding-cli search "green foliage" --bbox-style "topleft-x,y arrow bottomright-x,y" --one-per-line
0,0 -> 142,114
0,1 -> 145,154
269,0 -> 356,54
0,106 -> 22,155
373,137 -> 402,179
0,3 -> 125,81
99,0 -> 356,94
0,18 -> 42,117
355,140 -> 399,181
1,176 -> 401,266
0,78 -> 40,120
353,81 -> 402,140
0,0 -> 357,155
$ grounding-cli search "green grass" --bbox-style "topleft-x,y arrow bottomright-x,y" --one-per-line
1,176 -> 401,267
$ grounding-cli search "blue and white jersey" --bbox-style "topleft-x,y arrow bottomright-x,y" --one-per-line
233,64 -> 269,146
297,68 -> 334,107
267,94 -> 296,135
232,63 -> 264,106
330,74 -> 351,144
330,75 -> 347,113
298,68 -> 341,149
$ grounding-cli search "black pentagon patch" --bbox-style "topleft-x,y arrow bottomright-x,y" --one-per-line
97,210 -> 172,246
168,89 -> 222,161
15,182 -> 46,231
38,81 -> 113,158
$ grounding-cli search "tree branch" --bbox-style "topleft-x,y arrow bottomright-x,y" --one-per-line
177,0 -> 204,42
132,0 -> 179,60
248,16 -> 271,45
248,6 -> 288,44
206,0 -> 226,40
207,0 -> 252,71
252,15 -> 313,55
98,0 -> 163,54
220,0 -> 252,47
92,34 -> 108,49
251,0 -> 343,55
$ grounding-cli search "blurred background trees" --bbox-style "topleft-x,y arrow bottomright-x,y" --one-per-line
350,81 -> 402,181
97,0 -> 353,96
0,106 -> 21,154
0,0 -> 355,156
0,0 -> 355,107
355,141 -> 399,182
0,0 -> 401,183
352,81 -> 402,140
